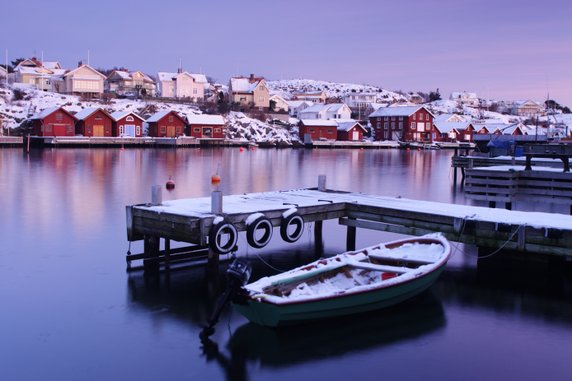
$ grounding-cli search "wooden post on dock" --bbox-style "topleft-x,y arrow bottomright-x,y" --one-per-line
346,218 -> 356,252
314,220 -> 324,256
318,174 -> 326,191
208,191 -> 223,268
143,235 -> 160,270
151,185 -> 162,206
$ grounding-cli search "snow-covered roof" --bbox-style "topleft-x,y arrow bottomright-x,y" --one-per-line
337,120 -> 366,132
146,110 -> 184,123
31,107 -> 62,120
300,119 -> 338,127
434,121 -> 472,133
64,65 -> 106,79
230,77 -> 257,93
187,114 -> 225,125
73,107 -> 109,120
433,114 -> 469,123
287,100 -> 313,108
451,91 -> 477,99
370,105 -> 431,118
158,71 -> 206,83
42,61 -> 61,70
110,111 -> 145,122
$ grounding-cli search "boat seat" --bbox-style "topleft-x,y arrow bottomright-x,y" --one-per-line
347,260 -> 410,274
367,253 -> 435,265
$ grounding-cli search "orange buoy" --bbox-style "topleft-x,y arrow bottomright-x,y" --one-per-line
166,177 -> 175,190
239,147 -> 244,152
211,174 -> 221,185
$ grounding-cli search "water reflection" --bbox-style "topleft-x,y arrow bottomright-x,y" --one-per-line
226,291 -> 445,368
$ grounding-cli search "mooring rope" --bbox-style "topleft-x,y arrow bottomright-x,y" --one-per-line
241,233 -> 287,273
461,222 -> 526,260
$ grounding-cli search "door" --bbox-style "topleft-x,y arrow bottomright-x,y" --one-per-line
167,126 -> 176,137
124,125 -> 136,137
93,125 -> 104,137
352,131 -> 359,141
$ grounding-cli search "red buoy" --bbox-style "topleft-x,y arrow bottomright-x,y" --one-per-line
211,174 -> 221,185
166,177 -> 175,190
239,147 -> 244,152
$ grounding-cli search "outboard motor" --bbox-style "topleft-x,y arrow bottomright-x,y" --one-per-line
200,259 -> 252,340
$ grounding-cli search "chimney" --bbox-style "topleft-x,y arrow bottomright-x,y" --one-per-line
78,61 -> 83,67
250,73 -> 254,81
177,67 -> 182,74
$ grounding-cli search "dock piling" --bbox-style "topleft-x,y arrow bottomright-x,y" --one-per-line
318,175 -> 327,191
151,185 -> 162,206
211,191 -> 223,214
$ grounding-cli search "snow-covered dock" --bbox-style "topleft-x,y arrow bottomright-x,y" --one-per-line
126,185 -> 572,268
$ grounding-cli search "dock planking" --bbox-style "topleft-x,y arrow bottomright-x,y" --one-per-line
126,187 -> 572,268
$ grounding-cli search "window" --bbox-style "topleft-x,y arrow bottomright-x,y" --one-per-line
136,126 -> 141,135
425,114 -> 429,121
193,88 -> 198,94
214,128 -> 221,133
398,122 -> 403,130
310,128 -> 315,132
327,129 -> 334,134
120,125 -> 124,135
391,116 -> 395,121
168,116 -> 174,122
194,128 -> 200,133
411,122 -> 415,130
412,114 -> 416,121
399,116 -> 403,121
55,113 -> 63,121
377,117 -> 381,122
160,126 -> 166,133
126,116 -> 134,122
384,122 -> 389,130
67,125 -> 73,134
384,116 -> 389,121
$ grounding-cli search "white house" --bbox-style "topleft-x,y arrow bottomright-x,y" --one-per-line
269,94 -> 289,112
157,71 -> 208,102
287,100 -> 313,118
298,103 -> 352,120
0,66 -> 6,79
450,91 -> 479,107
342,92 -> 378,108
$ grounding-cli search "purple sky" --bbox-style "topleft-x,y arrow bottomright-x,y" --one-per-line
4,0 -> 572,106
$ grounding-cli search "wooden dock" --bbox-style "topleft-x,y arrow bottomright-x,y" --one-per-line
464,166 -> 572,213
126,183 -> 572,268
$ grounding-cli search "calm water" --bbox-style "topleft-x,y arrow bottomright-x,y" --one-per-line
0,147 -> 571,381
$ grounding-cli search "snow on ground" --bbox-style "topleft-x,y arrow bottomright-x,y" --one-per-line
267,78 -> 407,103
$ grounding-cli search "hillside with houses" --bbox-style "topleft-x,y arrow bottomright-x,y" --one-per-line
0,57 -> 570,146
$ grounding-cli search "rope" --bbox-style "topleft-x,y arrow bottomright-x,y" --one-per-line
461,222 -> 526,259
240,232 -> 287,273
127,241 -> 132,255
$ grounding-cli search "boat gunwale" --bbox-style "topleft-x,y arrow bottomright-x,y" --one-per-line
245,235 -> 451,307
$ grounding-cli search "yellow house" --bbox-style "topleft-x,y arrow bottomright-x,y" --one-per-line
63,64 -> 106,96
229,74 -> 269,109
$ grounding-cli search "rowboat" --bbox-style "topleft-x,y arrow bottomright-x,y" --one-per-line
232,234 -> 451,327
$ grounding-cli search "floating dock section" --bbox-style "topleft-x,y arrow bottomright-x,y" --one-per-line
126,182 -> 572,268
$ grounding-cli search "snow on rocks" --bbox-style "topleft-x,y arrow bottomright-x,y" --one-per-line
225,111 -> 294,145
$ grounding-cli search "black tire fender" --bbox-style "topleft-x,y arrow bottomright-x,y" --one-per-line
209,219 -> 238,255
280,212 -> 305,243
246,215 -> 274,249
